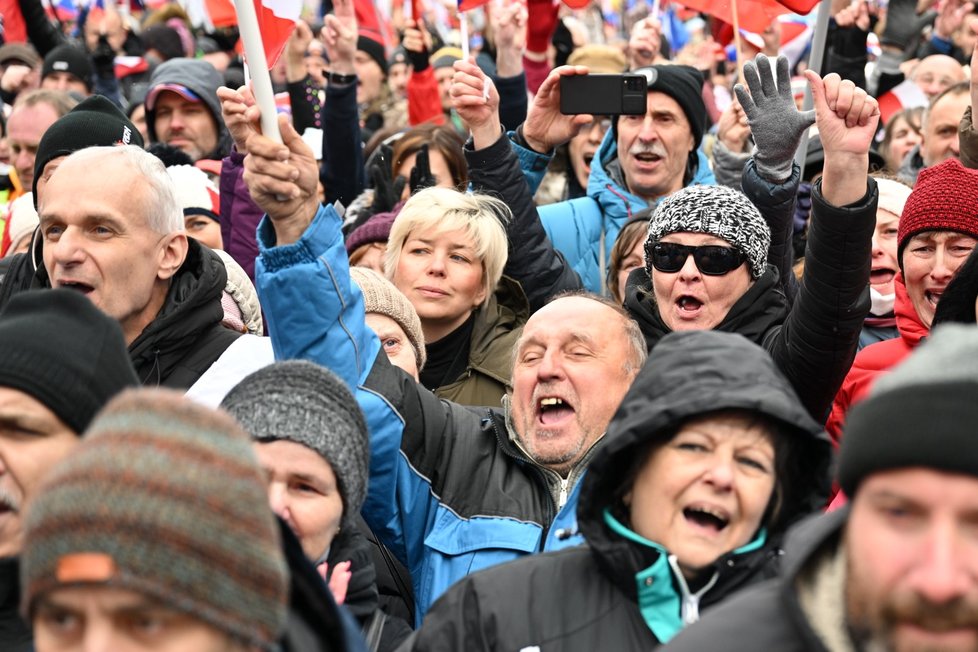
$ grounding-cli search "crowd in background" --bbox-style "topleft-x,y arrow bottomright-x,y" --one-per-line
0,0 -> 977,649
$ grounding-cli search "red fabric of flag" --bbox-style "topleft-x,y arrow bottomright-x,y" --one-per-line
252,0 -> 301,67
676,0 -> 817,34
0,0 -> 27,43
458,0 -> 491,11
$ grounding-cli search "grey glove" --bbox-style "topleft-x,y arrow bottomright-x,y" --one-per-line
734,55 -> 815,184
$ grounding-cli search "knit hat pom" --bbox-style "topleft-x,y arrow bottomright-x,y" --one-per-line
644,184 -> 771,280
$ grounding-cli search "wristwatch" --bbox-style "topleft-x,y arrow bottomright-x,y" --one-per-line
327,71 -> 357,85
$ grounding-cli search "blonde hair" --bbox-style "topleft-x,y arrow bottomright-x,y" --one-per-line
385,187 -> 510,309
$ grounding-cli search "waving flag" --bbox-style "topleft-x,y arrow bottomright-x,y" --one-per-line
251,0 -> 301,66
676,0 -> 818,34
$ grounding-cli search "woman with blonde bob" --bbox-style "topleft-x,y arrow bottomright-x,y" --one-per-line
384,186 -> 528,406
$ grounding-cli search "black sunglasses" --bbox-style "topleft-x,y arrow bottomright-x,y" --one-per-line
649,242 -> 746,276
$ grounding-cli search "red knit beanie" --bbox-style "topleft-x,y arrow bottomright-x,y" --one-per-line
898,158 -> 978,266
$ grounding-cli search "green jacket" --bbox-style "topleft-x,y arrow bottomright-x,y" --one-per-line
433,276 -> 528,408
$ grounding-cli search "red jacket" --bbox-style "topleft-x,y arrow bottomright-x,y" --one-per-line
826,273 -> 929,445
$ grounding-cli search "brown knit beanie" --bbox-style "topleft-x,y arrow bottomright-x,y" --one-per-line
898,158 -> 978,266
21,388 -> 288,651
351,266 -> 427,370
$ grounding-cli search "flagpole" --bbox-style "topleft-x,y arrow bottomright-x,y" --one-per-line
730,0 -> 745,83
793,0 -> 830,178
233,0 -> 283,143
460,10 -> 469,59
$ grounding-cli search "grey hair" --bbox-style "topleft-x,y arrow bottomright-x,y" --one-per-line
58,145 -> 184,235
511,291 -> 648,376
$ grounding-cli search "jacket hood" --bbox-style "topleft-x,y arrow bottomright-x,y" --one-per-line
623,264 -> 789,351
579,329 -> 832,544
145,58 -> 231,161
588,128 -> 716,220
128,239 -> 229,382
466,275 -> 529,384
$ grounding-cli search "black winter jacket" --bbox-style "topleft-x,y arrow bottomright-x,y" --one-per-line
0,237 -> 240,389
0,557 -> 31,652
465,130 -> 582,313
405,330 -> 832,651
664,509 -> 849,652
625,168 -> 878,422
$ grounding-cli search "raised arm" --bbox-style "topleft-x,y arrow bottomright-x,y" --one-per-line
735,54 -> 814,302
769,70 -> 880,421
320,0 -> 364,206
452,59 -> 583,310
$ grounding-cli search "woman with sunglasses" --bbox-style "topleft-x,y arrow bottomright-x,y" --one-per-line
405,330 -> 831,651
623,57 -> 882,423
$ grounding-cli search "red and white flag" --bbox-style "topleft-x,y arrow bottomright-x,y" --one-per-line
878,79 -> 928,125
251,0 -> 301,66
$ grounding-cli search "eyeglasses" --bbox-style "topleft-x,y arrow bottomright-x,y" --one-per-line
649,242 -> 747,276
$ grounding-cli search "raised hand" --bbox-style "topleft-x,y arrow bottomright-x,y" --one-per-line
218,85 -> 260,153
409,144 -> 437,194
368,146 -> 407,215
803,70 -> 879,155
803,69 -> 879,205
628,17 -> 662,69
451,57 -> 501,148
522,65 -> 595,152
242,114 -> 320,245
734,54 -> 815,183
322,0 -> 357,75
716,97 -> 751,154
493,1 -> 528,77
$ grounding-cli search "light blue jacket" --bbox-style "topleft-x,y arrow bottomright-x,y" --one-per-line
255,205 -> 585,626
512,129 -> 716,292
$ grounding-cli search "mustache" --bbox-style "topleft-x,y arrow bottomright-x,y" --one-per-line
628,143 -> 667,158
0,487 -> 20,513
881,593 -> 978,633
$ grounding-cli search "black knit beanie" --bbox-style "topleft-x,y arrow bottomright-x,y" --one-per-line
41,44 -> 93,90
838,324 -> 978,497
32,95 -> 144,203
616,64 -> 708,149
0,289 -> 138,433
357,34 -> 388,76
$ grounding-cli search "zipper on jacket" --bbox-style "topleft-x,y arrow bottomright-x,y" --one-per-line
557,476 -> 569,509
667,554 -> 719,626
487,414 -> 556,548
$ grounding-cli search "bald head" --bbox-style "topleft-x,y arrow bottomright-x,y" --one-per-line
911,55 -> 966,100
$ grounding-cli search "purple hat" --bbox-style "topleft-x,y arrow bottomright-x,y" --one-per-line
345,203 -> 403,254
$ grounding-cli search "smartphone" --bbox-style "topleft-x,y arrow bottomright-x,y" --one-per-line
560,74 -> 648,115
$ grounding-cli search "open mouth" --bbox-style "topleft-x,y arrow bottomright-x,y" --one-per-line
683,505 -> 729,534
925,289 -> 943,307
870,268 -> 896,285
634,152 -> 662,164
583,153 -> 595,168
677,296 -> 703,312
57,281 -> 94,295
537,396 -> 575,426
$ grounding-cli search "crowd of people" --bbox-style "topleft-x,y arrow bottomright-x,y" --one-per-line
0,0 -> 977,649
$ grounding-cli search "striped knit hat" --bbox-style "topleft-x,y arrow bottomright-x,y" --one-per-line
21,389 -> 288,651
